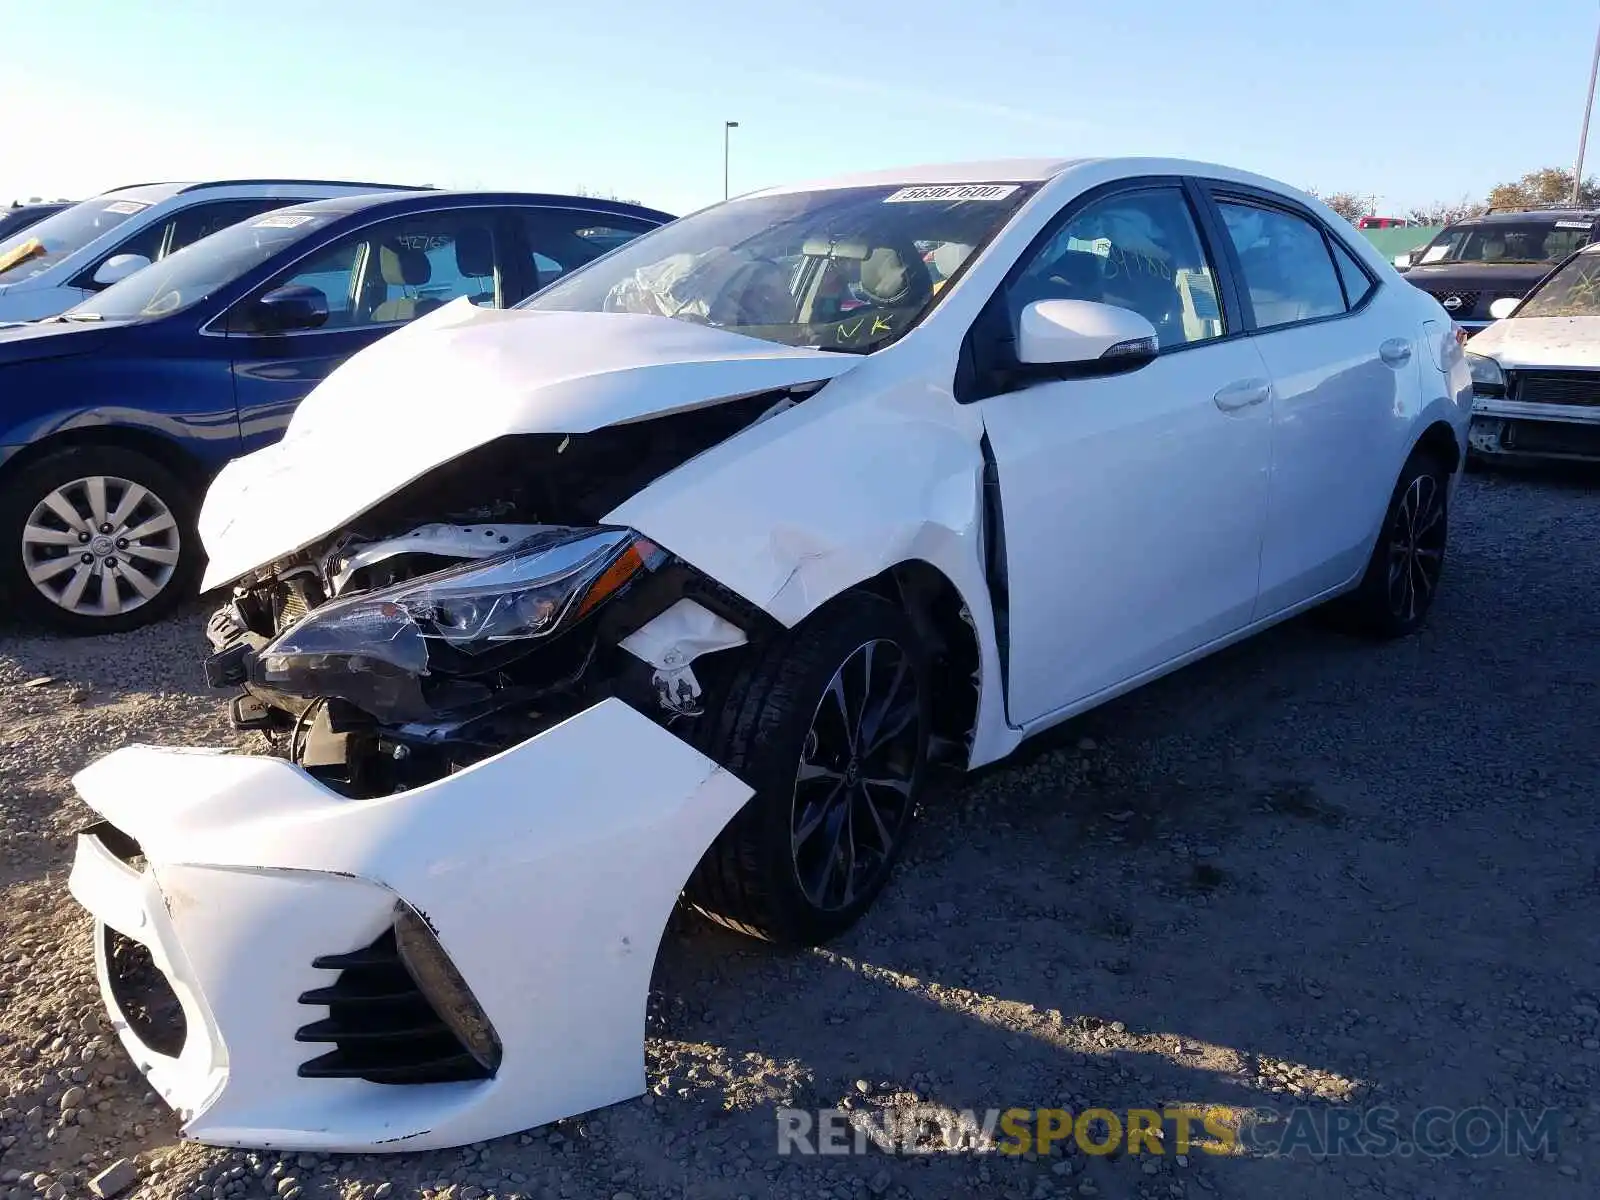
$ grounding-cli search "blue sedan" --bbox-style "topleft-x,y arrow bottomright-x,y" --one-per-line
0,189 -> 672,633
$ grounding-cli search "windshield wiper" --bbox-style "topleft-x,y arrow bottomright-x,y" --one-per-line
56,311 -> 103,322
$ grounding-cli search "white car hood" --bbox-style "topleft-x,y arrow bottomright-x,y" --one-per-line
1468,316 -> 1600,369
199,301 -> 858,590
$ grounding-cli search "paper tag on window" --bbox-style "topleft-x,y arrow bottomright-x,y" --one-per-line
253,213 -> 316,229
103,200 -> 149,215
883,184 -> 1020,203
1555,219 -> 1592,229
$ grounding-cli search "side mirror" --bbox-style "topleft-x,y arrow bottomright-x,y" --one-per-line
1488,296 -> 1520,320
1016,299 -> 1158,369
236,283 -> 329,334
92,253 -> 151,287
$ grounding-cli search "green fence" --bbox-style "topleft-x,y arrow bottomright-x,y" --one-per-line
1357,225 -> 1442,260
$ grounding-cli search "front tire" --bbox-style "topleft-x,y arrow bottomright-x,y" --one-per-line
0,446 -> 199,635
1336,451 -> 1450,639
686,592 -> 931,946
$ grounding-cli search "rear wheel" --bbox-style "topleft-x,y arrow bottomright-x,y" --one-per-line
686,592 -> 930,946
0,446 -> 198,635
1335,451 -> 1450,639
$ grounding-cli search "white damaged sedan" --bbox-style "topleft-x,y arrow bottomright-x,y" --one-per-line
66,158 -> 1472,1152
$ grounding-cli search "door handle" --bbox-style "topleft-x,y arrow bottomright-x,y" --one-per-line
1213,378 -> 1272,412
1380,338 -> 1412,367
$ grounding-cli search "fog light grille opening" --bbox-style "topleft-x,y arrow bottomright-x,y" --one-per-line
295,924 -> 498,1085
103,927 -> 186,1059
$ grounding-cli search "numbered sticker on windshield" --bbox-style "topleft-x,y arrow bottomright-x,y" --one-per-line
102,200 -> 149,215
883,184 -> 1020,203
1555,220 -> 1592,230
253,213 -> 316,229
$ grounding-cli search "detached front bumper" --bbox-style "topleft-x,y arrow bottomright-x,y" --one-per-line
67,698 -> 753,1153
1469,397 -> 1600,462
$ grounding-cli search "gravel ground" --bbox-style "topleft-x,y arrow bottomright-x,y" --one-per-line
1,469 -> 1598,1200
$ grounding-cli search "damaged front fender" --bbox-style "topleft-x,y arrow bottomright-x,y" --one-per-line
606,360 -> 1018,766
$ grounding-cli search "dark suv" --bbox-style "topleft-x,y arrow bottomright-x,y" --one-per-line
1399,206 -> 1599,332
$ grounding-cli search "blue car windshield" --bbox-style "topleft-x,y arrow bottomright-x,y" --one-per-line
0,195 -> 154,282
69,209 -> 342,322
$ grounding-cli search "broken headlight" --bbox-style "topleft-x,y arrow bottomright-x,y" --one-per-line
256,527 -> 657,719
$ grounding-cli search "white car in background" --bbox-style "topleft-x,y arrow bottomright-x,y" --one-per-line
66,156 -> 1471,1153
0,179 -> 429,322
1465,244 -> 1600,462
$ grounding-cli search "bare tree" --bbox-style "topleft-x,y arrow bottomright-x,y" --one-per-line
1405,197 -> 1486,226
575,186 -> 644,206
1306,189 -> 1372,223
1485,166 -> 1600,211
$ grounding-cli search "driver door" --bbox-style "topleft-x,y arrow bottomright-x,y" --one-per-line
975,182 -> 1274,724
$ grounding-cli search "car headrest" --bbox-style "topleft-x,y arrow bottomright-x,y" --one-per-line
380,244 -> 431,287
455,227 -> 494,278
931,242 -> 972,279
858,245 -> 932,306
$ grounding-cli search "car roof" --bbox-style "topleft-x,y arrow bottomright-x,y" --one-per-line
1458,209 -> 1600,225
746,155 -> 1317,200
95,182 -> 190,205
259,190 -> 676,221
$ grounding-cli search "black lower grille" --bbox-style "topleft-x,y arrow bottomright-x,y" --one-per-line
296,930 -> 491,1084
104,927 -> 186,1058
1503,418 -> 1600,457
1512,370 -> 1600,407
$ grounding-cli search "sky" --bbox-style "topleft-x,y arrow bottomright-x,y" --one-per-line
6,0 -> 1600,218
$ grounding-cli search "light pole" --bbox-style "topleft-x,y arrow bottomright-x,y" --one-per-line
1575,9 -> 1600,205
724,120 -> 739,200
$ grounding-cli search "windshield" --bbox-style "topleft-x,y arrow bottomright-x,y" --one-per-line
1515,252 -> 1600,318
0,196 -> 154,282
1416,221 -> 1591,266
521,182 -> 1038,352
68,208 -> 342,322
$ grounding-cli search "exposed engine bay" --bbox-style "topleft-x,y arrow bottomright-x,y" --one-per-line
201,392 -> 804,797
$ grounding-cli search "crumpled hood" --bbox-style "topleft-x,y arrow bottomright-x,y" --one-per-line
198,300 -> 859,590
1467,316 -> 1600,369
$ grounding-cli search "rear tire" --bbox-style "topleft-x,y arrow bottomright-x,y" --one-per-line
686,591 -> 931,946
0,445 -> 199,635
1333,451 -> 1450,639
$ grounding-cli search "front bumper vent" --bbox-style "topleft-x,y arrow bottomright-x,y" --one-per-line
104,926 -> 187,1059
296,929 -> 494,1084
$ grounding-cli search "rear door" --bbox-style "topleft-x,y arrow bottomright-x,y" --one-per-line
1202,186 -> 1415,615
222,206 -> 510,452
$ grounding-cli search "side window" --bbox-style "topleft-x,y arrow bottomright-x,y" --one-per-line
1217,201 -> 1345,329
518,209 -> 658,290
1330,238 -> 1375,309
229,210 -> 501,333
368,211 -> 501,315
1005,187 -> 1225,349
80,218 -> 169,290
81,200 -> 300,290
255,241 -> 362,329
